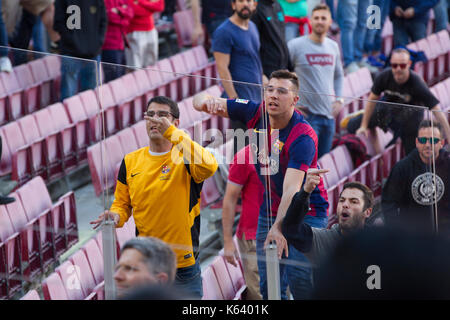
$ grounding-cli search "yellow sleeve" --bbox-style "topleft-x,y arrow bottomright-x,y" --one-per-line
110,160 -> 132,228
164,125 -> 218,183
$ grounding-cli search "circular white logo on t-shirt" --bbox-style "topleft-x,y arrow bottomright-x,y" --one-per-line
411,172 -> 445,206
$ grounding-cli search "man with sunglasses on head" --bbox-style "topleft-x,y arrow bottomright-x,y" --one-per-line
91,96 -> 218,299
346,48 -> 450,155
193,70 -> 329,300
382,120 -> 450,235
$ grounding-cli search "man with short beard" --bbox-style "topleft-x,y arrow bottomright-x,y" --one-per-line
282,169 -> 374,266
212,0 -> 263,152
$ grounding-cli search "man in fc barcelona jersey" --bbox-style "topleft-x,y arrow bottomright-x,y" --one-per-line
91,96 -> 218,298
193,70 -> 329,299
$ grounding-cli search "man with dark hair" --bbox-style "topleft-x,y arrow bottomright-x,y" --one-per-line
346,48 -> 450,155
193,69 -> 329,300
91,96 -> 218,298
114,237 -> 177,298
282,169 -> 374,266
382,120 -> 450,234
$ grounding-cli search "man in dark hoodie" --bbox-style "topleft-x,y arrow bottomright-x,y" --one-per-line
282,169 -> 374,267
390,0 -> 439,47
382,120 -> 450,235
54,0 -> 107,100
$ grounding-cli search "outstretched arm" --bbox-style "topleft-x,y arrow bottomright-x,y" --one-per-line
193,91 -> 229,118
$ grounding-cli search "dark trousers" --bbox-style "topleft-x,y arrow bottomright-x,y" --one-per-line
101,49 -> 125,83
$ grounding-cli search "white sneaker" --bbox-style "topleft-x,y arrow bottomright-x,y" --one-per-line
358,59 -> 379,73
345,62 -> 360,75
0,57 -> 12,73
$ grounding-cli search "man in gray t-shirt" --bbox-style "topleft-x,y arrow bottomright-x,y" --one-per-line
288,4 -> 344,157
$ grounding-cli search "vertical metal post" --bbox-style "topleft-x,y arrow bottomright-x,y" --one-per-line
102,220 -> 117,300
265,243 -> 281,300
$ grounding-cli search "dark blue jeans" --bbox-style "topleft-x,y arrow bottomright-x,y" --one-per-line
101,49 -> 125,83
256,214 -> 328,300
174,260 -> 203,299
307,114 -> 335,159
364,0 -> 390,54
392,18 -> 427,48
61,55 -> 100,100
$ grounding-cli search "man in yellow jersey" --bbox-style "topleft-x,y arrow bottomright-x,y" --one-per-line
91,96 -> 218,298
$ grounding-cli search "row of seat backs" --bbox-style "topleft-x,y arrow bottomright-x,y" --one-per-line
0,176 -> 77,299
0,55 -> 60,126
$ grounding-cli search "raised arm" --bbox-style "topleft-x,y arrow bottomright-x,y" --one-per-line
192,91 -> 229,118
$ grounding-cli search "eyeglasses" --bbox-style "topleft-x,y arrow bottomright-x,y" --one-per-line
145,110 -> 174,118
264,86 -> 293,95
391,63 -> 408,70
417,137 -> 441,144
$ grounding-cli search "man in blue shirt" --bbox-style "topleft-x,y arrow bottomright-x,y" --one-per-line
193,70 -> 329,299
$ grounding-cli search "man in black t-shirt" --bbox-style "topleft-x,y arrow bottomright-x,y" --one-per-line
347,48 -> 450,155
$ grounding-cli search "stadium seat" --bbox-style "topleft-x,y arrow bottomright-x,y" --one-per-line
436,82 -> 450,109
381,18 -> 393,56
87,142 -> 106,197
181,49 -> 204,93
47,103 -> 78,171
117,127 -> 139,155
5,192 -> 41,281
131,120 -> 148,148
97,84 -> 120,136
416,38 -> 436,85
78,89 -> 103,142
82,237 -> 104,285
17,115 -> 48,182
69,249 -> 97,298
406,42 -> 425,81
14,64 -> 39,114
20,289 -> 40,300
201,265 -> 224,300
146,65 -> 168,98
63,94 -> 91,162
42,272 -> 69,300
200,176 -> 222,209
2,121 -> 29,182
33,108 -> 64,179
122,73 -> 144,123
169,53 -> 194,100
210,256 -> 236,300
29,58 -> 53,107
437,30 -> 450,74
108,77 -> 134,129
59,191 -> 78,247
55,260 -> 83,300
192,45 -> 217,88
42,55 -> 61,102
0,205 -> 22,299
48,198 -> 67,259
223,256 -> 246,300
0,70 -> 23,120
155,59 -> 179,102
427,33 -> 447,82
131,69 -> 156,110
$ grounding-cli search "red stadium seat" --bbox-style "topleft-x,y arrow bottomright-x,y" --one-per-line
78,89 -> 103,142
20,289 -> 41,300
0,205 -> 22,298
29,58 -> 53,107
0,80 -> 8,125
381,18 -> 393,56
192,46 -> 217,88
47,102 -> 77,171
427,34 -> 447,82
181,48 -> 206,93
33,108 -> 64,178
109,77 -> 134,129
96,84 -> 119,136
42,55 -> 61,102
59,191 -> 78,247
436,30 -> 450,74
55,260 -> 83,300
145,65 -> 168,97
416,38 -> 436,85
117,127 -> 139,155
202,265 -> 224,300
2,121 -> 29,183
210,256 -> 236,300
169,53 -> 193,100
122,73 -> 144,123
155,59 -> 179,101
0,70 -> 23,120
69,249 -> 97,297
173,10 -> 195,49
131,120 -> 148,148
87,142 -> 106,197
42,272 -> 69,300
82,237 -> 104,285
200,176 -> 222,209
63,94 -> 90,162
131,69 -> 155,110
14,64 -> 39,114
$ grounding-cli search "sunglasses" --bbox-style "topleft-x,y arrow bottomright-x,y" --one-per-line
391,63 -> 408,70
145,110 -> 174,118
417,137 -> 441,144
265,86 -> 293,95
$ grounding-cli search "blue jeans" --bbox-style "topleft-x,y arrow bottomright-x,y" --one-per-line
433,0 -> 449,32
392,18 -> 427,48
326,0 -> 336,20
364,0 -> 390,54
61,55 -> 100,100
101,49 -> 125,83
337,0 -> 372,66
256,214 -> 328,300
0,0 -> 8,57
307,114 -> 335,158
285,215 -> 328,300
285,22 -> 300,43
174,260 -> 203,299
